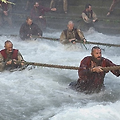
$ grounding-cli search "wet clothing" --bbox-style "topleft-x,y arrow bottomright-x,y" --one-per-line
19,22 -> 42,40
0,2 -> 12,26
50,0 -> 67,13
70,56 -> 120,93
60,28 -> 85,44
31,5 -> 51,29
82,10 -> 97,24
0,49 -> 24,71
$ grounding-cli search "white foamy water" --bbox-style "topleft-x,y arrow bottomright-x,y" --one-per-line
0,28 -> 120,120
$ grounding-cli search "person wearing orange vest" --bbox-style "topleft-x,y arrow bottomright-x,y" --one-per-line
0,40 -> 24,71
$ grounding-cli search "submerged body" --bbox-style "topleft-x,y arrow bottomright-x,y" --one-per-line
0,41 -> 24,71
70,46 -> 120,93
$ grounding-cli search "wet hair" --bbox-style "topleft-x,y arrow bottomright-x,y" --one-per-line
85,4 -> 92,9
68,21 -> 74,25
26,16 -> 32,21
4,40 -> 13,47
91,46 -> 101,52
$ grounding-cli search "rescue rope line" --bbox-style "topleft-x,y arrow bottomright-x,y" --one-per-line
101,65 -> 120,71
40,36 -> 120,47
25,61 -> 79,70
24,61 -> 120,71
0,34 -> 120,47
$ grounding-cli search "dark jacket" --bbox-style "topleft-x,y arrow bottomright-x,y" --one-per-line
19,22 -> 42,40
77,56 -> 120,93
31,5 -> 51,21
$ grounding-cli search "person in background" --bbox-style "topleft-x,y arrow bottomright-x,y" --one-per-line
69,46 -> 120,94
81,4 -> 98,27
50,0 -> 68,14
31,1 -> 56,30
0,40 -> 24,71
60,21 -> 86,44
19,17 -> 43,40
106,0 -> 120,16
0,0 -> 12,27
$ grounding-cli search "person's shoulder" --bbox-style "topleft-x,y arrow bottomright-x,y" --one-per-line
32,22 -> 39,27
102,57 -> 112,62
21,22 -> 27,26
0,49 -> 5,53
82,56 -> 91,61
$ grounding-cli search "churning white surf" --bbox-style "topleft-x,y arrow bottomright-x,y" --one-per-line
0,28 -> 120,120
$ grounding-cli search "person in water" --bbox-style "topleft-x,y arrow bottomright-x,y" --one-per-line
19,17 -> 42,40
69,46 -> 120,94
0,40 -> 25,71
60,21 -> 86,44
81,3 -> 98,28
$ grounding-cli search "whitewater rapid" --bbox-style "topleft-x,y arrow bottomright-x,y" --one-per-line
0,28 -> 120,120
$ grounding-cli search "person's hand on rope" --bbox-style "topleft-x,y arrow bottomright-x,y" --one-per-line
91,66 -> 103,73
69,38 -> 76,44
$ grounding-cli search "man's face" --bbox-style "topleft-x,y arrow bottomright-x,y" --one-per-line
88,6 -> 92,11
91,48 -> 102,61
67,23 -> 74,31
34,2 -> 39,7
26,19 -> 32,25
5,42 -> 13,54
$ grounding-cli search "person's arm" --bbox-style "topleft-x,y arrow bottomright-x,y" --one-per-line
81,12 -> 92,23
19,24 -> 28,40
105,58 -> 120,77
13,51 -> 24,66
35,24 -> 43,36
0,53 -> 5,72
92,11 -> 98,22
77,29 -> 86,43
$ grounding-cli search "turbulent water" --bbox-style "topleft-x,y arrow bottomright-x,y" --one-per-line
0,27 -> 120,120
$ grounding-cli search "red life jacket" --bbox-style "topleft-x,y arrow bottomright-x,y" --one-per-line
0,49 -> 18,61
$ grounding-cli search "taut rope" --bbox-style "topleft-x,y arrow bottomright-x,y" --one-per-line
25,62 -> 79,70
24,61 -> 120,71
0,34 -> 120,47
101,65 -> 120,71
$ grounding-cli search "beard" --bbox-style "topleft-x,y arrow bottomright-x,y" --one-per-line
91,56 -> 102,66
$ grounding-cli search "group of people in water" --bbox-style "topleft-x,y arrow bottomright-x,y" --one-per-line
0,0 -> 120,94
0,40 -> 120,94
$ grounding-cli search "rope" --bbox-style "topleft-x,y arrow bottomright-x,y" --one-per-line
101,65 -> 120,71
40,36 -> 120,47
25,61 -> 79,70
0,34 -> 120,47
24,61 -> 120,72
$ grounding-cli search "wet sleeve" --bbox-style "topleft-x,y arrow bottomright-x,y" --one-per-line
35,24 -> 43,36
77,29 -> 85,41
81,12 -> 92,23
0,53 -> 5,72
17,51 -> 24,62
78,57 -> 91,78
105,59 -> 120,77
92,11 -> 98,21
19,24 -> 27,40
